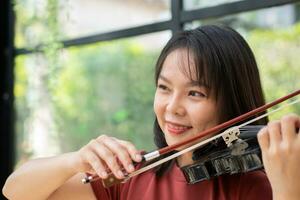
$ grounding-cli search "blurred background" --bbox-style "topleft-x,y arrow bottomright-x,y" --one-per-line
1,0 -> 300,198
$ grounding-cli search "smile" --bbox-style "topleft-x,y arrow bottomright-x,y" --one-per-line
166,121 -> 192,135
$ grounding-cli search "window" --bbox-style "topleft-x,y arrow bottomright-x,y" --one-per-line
9,0 -> 300,167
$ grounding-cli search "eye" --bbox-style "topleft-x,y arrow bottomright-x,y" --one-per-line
188,91 -> 206,98
157,84 -> 169,91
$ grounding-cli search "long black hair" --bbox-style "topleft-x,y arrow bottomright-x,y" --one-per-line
153,25 -> 268,176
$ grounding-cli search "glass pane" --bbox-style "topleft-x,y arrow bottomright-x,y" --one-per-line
14,0 -> 171,48
185,3 -> 300,119
184,0 -> 243,10
14,31 -> 171,166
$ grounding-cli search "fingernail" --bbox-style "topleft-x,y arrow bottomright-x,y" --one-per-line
128,164 -> 134,172
135,154 -> 142,161
117,170 -> 124,178
101,171 -> 107,178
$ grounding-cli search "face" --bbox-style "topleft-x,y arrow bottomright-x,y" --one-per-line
154,49 -> 219,149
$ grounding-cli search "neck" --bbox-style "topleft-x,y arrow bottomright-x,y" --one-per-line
176,151 -> 194,167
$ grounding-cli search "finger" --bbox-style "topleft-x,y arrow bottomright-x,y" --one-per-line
117,139 -> 142,162
258,126 -> 270,151
85,150 -> 107,179
281,114 -> 298,143
101,137 -> 135,173
91,140 -> 124,179
295,116 -> 300,139
268,121 -> 282,149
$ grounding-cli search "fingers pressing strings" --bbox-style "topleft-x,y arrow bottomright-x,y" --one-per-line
267,121 -> 282,151
258,127 -> 270,151
281,114 -> 298,143
258,114 -> 300,155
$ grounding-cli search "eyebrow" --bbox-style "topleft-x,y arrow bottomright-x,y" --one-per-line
158,75 -> 206,87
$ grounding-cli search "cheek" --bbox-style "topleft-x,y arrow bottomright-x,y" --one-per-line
189,104 -> 219,127
153,94 -> 159,115
153,93 -> 164,116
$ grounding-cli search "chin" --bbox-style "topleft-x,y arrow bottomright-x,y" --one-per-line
165,132 -> 206,151
165,135 -> 189,146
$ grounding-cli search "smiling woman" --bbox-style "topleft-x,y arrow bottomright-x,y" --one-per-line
3,25 -> 300,200
152,25 -> 268,178
154,49 -> 219,149
154,48 -> 220,169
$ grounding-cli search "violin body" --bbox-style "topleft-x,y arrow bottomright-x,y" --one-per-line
181,126 -> 264,184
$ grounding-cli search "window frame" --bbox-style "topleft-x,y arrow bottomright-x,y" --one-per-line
1,1 -> 299,198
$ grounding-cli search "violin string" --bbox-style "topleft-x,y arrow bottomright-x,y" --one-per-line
126,98 -> 300,179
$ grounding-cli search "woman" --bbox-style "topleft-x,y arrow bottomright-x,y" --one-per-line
3,25 -> 300,200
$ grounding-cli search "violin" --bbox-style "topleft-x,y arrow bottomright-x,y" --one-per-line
82,89 -> 300,187
181,125 -> 264,184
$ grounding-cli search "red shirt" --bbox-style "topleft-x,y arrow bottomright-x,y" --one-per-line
90,163 -> 272,200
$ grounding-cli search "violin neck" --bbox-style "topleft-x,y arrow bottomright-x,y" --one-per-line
239,125 -> 264,139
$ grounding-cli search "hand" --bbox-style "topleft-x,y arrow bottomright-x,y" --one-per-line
71,135 -> 142,180
258,114 -> 300,200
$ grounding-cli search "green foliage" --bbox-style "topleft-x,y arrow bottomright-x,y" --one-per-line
248,24 -> 300,119
52,41 -> 158,151
13,0 -> 64,163
14,0 -> 300,159
14,55 -> 33,163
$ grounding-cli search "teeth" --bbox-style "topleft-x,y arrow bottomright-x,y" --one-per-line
168,123 -> 190,130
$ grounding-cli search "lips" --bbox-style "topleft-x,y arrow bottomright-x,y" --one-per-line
166,121 -> 192,135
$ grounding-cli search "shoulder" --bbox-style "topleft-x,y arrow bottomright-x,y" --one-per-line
239,170 -> 271,188
217,170 -> 272,200
237,170 -> 272,200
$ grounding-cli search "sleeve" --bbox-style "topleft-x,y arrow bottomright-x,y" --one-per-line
238,170 -> 272,200
89,177 -> 121,200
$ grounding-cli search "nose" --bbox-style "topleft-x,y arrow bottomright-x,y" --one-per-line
166,93 -> 186,116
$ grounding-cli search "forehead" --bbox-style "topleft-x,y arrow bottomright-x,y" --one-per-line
161,48 -> 198,81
